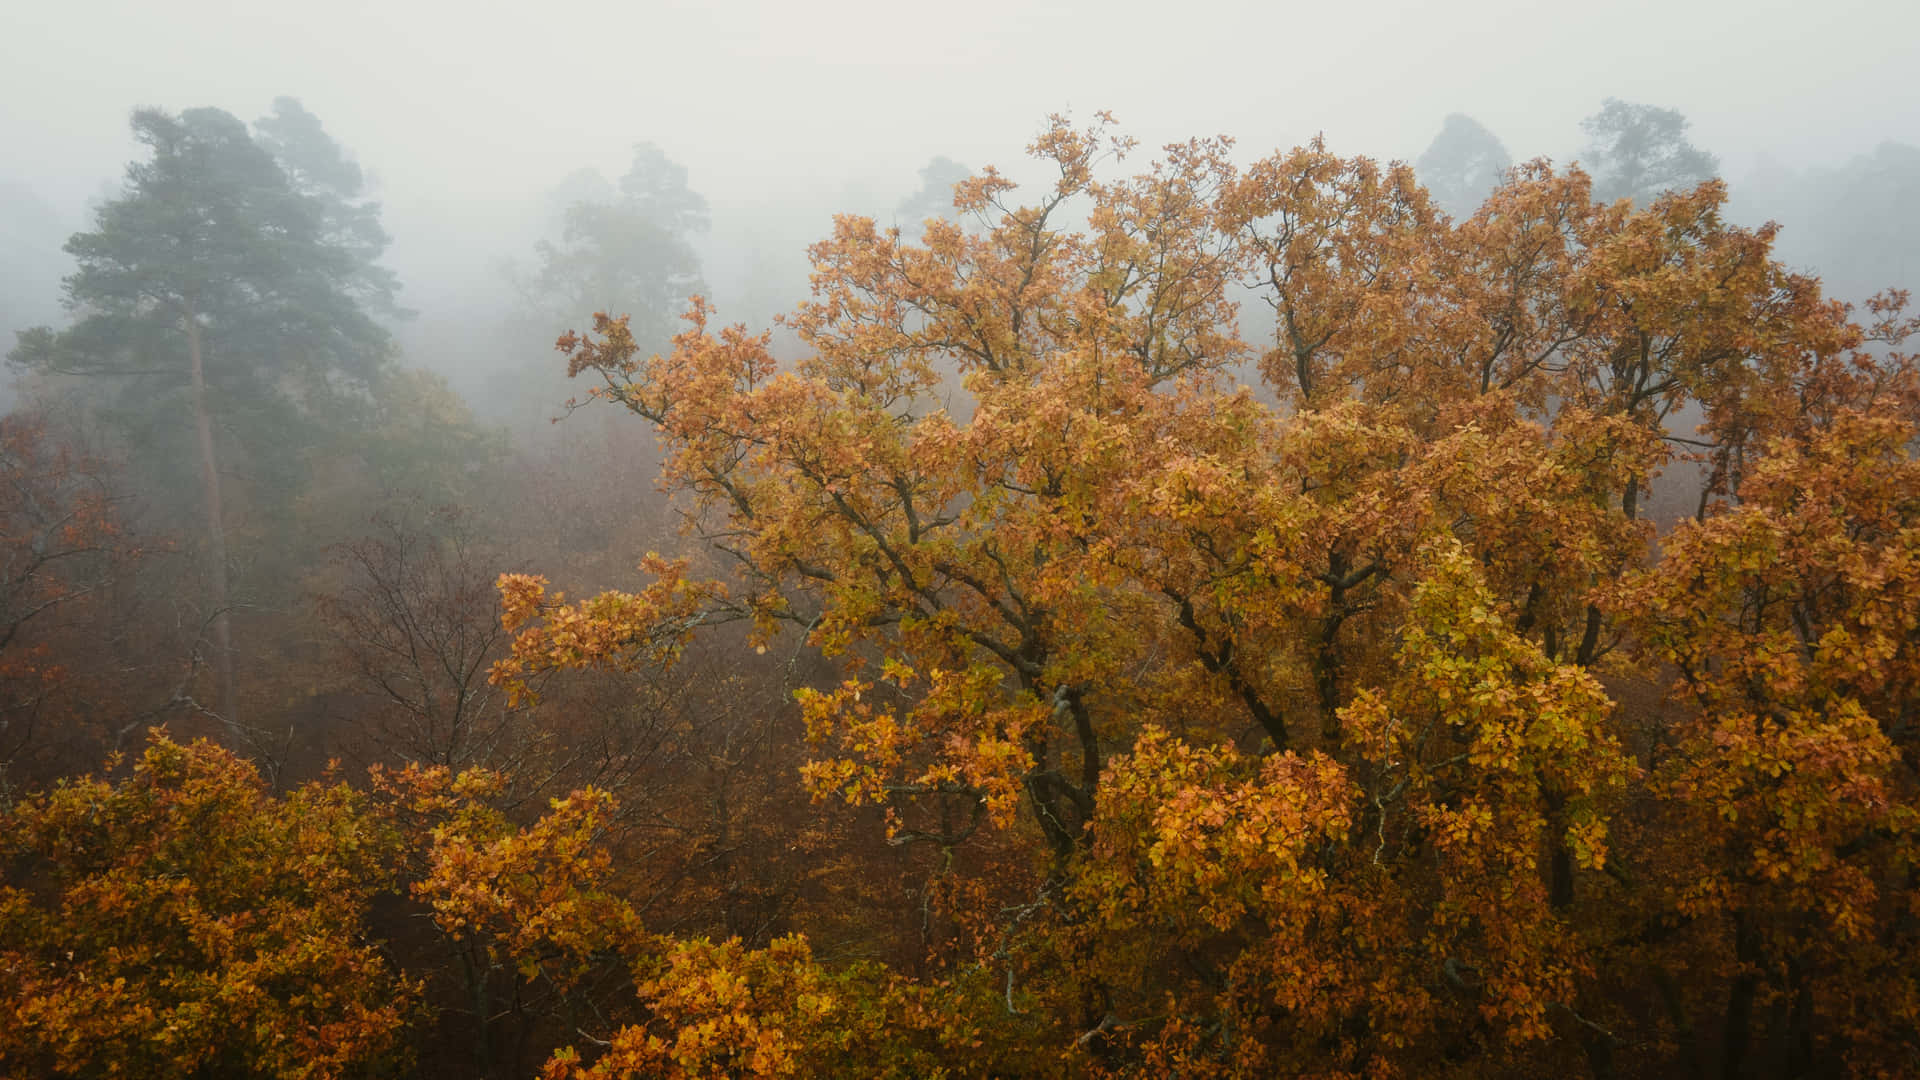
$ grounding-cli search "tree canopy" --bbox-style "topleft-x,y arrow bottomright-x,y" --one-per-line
524,143 -> 709,356
896,155 -> 974,233
498,114 -> 1920,1076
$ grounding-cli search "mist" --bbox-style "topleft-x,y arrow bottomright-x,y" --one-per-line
3,4 -> 1919,1077
7,1 -> 1917,389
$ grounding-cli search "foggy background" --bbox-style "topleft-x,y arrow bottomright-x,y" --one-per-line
3,0 -> 1916,418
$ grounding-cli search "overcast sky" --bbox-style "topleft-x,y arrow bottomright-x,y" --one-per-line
5,0 -> 1916,207
3,0 -> 1916,354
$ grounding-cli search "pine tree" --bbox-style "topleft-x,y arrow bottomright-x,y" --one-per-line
10,104 -> 397,739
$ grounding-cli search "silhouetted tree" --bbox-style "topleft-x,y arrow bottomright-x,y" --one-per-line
895,155 -> 972,233
1415,113 -> 1510,218
1579,97 -> 1719,204
526,144 -> 708,355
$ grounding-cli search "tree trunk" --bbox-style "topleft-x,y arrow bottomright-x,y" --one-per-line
1546,789 -> 1576,909
1722,911 -> 1761,1080
185,312 -> 239,742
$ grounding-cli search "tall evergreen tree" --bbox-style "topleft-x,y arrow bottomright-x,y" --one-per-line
9,104 -> 397,739
252,96 -> 400,314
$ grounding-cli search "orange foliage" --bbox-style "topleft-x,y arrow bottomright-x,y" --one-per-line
507,116 -> 1920,1076
0,734 -> 416,1078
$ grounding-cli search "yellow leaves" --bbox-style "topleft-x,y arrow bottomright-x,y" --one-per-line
1611,412 -> 1918,936
406,781 -> 640,973
544,934 -> 983,1079
1084,727 -> 1355,934
1382,538 -> 1632,798
369,760 -> 644,995
491,557 -> 722,703
797,668 -> 1039,833
543,935 -> 826,1078
0,731 -> 417,1080
1563,813 -> 1611,871
1423,798 -> 1498,854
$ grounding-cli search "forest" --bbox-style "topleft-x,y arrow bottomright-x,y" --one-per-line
0,86 -> 1917,1080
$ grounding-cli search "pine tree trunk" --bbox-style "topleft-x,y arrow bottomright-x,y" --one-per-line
184,310 -> 239,742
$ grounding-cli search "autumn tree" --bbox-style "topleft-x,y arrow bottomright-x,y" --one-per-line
0,732 -> 418,1079
494,114 -> 1913,1076
1607,355 -> 1920,1075
0,410 -> 143,779
541,935 -> 1017,1080
370,761 -> 645,1079
0,107 -> 1901,1080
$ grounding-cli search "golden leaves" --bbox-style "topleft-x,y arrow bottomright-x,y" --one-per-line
1086,726 -> 1356,934
0,732 -> 417,1079
513,114 -> 1920,1074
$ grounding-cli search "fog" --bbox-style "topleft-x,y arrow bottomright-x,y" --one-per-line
7,0 -> 1916,202
2,0 -> 1917,412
